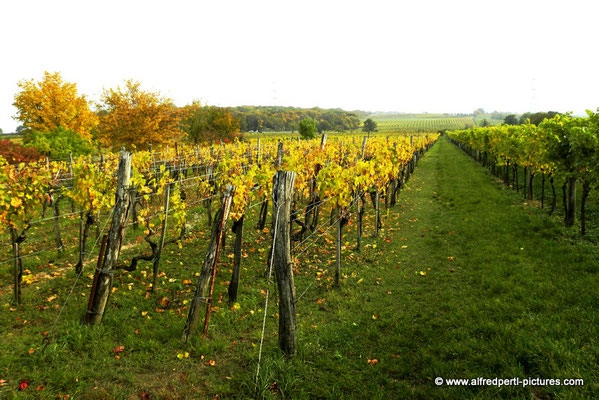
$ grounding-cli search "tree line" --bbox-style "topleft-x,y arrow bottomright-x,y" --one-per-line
230,106 -> 361,133
4,72 -> 363,162
502,111 -> 560,126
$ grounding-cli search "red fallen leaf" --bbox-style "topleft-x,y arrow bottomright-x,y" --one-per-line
182,279 -> 192,285
449,231 -> 454,235
37,385 -> 44,391
41,331 -> 48,336
18,379 -> 28,390
140,391 -> 151,400
159,296 -> 170,306
367,359 -> 378,365
112,346 -> 125,353
208,359 -> 216,366
315,298 -> 326,304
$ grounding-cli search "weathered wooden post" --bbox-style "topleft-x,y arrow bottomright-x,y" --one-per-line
374,189 -> 380,237
182,185 -> 235,342
10,228 -> 23,304
257,138 -> 262,163
228,214 -> 244,304
87,150 -> 133,325
151,182 -> 172,292
276,141 -> 284,167
356,136 -> 367,251
320,134 -> 327,151
335,207 -> 342,287
85,235 -> 108,323
270,170 -> 297,357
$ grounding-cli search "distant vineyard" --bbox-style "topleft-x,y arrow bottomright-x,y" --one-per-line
367,117 -> 475,133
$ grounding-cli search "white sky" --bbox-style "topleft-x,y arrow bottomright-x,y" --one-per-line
1,0 -> 598,132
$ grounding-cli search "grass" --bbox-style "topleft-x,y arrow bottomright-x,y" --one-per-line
1,136 -> 598,398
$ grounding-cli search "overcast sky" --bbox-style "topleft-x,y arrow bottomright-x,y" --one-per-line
1,0 -> 598,132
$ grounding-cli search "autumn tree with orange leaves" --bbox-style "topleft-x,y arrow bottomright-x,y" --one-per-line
181,101 -> 241,144
13,71 -> 98,140
97,80 -> 185,150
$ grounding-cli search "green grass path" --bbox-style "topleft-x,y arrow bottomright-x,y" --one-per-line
283,136 -> 599,399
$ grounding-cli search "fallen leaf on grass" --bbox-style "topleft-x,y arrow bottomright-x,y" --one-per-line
18,379 -> 28,390
372,313 -> 379,320
113,346 -> 124,353
0,379 -> 7,387
46,294 -> 57,302
449,268 -> 456,273
159,297 -> 170,306
367,359 -> 378,365
208,359 -> 216,366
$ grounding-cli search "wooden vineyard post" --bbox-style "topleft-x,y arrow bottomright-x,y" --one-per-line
76,211 -> 84,273
10,228 -> 23,304
320,133 -> 327,151
356,136 -> 367,251
152,182 -> 172,292
564,177 -> 576,227
541,173 -> 545,208
86,150 -> 133,325
182,185 -> 235,342
228,214 -> 244,304
527,170 -> 534,201
68,152 -> 76,213
335,206 -> 341,287
392,142 -> 402,205
51,195 -> 64,253
85,235 -> 108,324
374,189 -> 380,238
270,170 -> 297,358
205,166 -> 214,227
257,139 -> 262,163
276,141 -> 284,167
